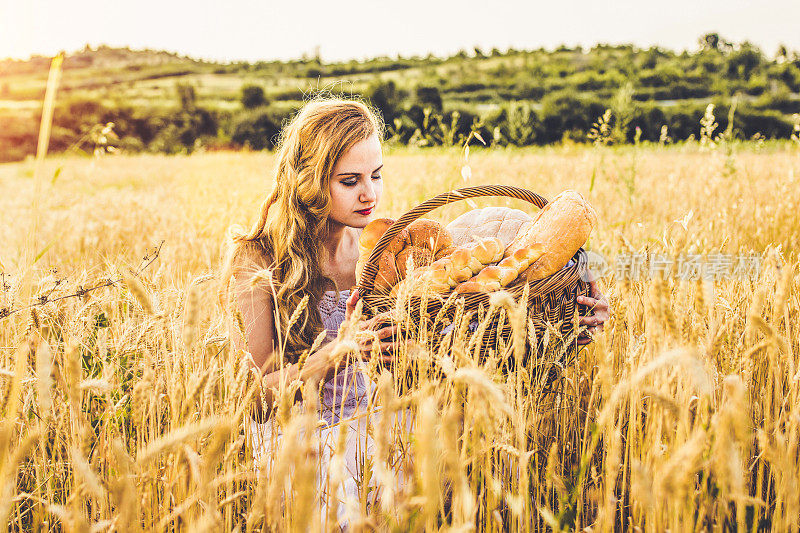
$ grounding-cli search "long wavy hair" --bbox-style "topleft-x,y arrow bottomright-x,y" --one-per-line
219,96 -> 385,363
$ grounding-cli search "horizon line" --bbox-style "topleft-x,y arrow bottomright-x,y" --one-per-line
1,34 -> 789,66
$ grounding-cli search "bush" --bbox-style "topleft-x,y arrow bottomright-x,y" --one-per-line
414,85 -> 443,112
231,108 -> 282,150
365,80 -> 405,124
538,90 -> 605,144
241,85 -> 268,109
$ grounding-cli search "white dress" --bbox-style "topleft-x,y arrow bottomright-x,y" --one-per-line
250,289 -> 407,529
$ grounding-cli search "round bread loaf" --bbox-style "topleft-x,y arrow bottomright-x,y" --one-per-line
446,206 -> 533,248
357,217 -> 454,294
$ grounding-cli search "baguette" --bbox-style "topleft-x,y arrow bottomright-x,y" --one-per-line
505,190 -> 597,282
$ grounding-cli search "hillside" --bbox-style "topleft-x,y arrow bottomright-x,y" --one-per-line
1,35 -> 799,161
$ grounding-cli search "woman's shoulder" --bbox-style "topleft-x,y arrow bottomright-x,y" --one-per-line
232,240 -> 274,268
229,241 -> 276,294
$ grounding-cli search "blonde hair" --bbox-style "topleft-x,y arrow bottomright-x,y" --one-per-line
219,96 -> 385,363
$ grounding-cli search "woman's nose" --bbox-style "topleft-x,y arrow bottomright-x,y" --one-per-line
360,181 -> 377,203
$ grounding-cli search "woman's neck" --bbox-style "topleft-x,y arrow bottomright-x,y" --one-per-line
322,219 -> 350,262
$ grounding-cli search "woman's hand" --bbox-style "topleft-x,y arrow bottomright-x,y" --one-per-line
577,277 -> 611,346
345,289 -> 400,363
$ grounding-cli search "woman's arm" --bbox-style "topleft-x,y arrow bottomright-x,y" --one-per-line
229,274 -> 398,422
228,271 -> 342,421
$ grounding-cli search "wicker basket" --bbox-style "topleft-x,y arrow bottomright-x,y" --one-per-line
357,185 -> 592,365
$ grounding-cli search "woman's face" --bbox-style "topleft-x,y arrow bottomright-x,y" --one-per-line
328,132 -> 383,229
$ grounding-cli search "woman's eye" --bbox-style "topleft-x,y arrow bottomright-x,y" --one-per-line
342,175 -> 380,186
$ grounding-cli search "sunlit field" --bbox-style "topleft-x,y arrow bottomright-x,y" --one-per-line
2,142 -> 799,531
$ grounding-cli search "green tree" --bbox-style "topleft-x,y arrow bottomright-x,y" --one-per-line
726,43 -> 764,79
176,83 -> 197,111
414,85 -> 442,112
365,80 -> 405,123
241,84 -> 267,109
231,109 -> 281,150
700,33 -> 721,52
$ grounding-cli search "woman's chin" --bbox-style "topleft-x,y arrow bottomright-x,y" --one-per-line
351,214 -> 375,227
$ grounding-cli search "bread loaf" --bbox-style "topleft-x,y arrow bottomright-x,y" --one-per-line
446,207 -> 533,248
356,218 -> 409,293
356,217 -> 454,294
506,190 -> 597,282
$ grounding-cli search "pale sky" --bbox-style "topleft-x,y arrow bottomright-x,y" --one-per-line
2,0 -> 800,63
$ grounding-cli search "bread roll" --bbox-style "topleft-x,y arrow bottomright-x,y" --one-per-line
505,190 -> 597,281
356,218 -> 409,293
395,236 -> 504,298
445,248 -> 476,283
406,218 -> 454,252
496,244 -> 546,275
358,218 -> 396,256
443,237 -> 504,284
452,244 -> 545,294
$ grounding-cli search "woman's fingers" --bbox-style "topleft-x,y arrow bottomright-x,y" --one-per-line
578,284 -> 609,347
577,279 -> 611,339
345,289 -> 360,320
579,315 -> 603,327
357,337 -> 399,359
365,311 -> 395,330
360,324 -> 397,341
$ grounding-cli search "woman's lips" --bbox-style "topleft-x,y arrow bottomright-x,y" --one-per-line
355,207 -> 373,215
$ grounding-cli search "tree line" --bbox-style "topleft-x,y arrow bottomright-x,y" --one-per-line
1,33 -> 799,161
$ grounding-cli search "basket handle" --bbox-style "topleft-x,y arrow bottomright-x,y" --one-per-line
358,185 -> 549,297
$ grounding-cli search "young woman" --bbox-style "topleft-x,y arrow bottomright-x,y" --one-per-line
219,97 -> 403,529
219,96 -> 610,527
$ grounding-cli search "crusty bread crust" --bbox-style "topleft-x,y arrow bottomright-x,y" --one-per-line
506,190 -> 597,282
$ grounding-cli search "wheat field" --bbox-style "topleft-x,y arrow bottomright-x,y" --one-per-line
1,142 -> 799,531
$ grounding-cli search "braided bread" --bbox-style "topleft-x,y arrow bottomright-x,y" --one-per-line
453,243 -> 545,294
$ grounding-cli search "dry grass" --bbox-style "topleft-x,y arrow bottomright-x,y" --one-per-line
1,142 -> 799,531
